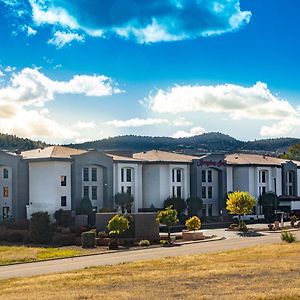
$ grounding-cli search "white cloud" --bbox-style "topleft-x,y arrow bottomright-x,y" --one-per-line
172,117 -> 193,126
148,82 -> 295,120
75,121 -> 95,129
26,26 -> 37,36
172,126 -> 206,138
0,67 -> 120,141
105,118 -> 170,128
48,31 -> 84,48
4,66 -> 16,72
0,70 -> 4,77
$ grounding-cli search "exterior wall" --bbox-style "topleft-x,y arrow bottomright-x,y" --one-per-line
142,163 -> 191,209
0,151 -> 28,221
72,151 -> 114,211
113,162 -> 143,213
27,160 -> 71,219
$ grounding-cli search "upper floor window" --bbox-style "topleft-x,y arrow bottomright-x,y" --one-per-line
259,170 -> 268,184
202,186 -> 206,199
83,168 -> 89,181
286,171 -> 294,195
60,176 -> 67,186
202,170 -> 206,182
3,168 -> 8,179
92,168 -> 97,182
207,170 -> 212,182
208,186 -> 213,199
3,187 -> 8,198
287,171 -> 293,184
172,168 -> 183,183
121,168 -> 133,183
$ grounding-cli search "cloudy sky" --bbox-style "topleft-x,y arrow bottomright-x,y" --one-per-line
0,0 -> 299,143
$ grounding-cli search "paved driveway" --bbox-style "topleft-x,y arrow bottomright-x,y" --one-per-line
1,230 -> 299,280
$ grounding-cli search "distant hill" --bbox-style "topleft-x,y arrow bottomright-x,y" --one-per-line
0,133 -> 47,152
0,132 -> 299,155
68,133 -> 300,155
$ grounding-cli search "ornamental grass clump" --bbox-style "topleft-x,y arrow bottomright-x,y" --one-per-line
281,231 -> 296,243
185,216 -> 201,231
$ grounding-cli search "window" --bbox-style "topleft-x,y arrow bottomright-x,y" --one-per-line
202,186 -> 206,199
3,168 -> 8,179
176,169 -> 182,183
176,186 -> 182,198
83,186 -> 89,198
288,185 -> 293,196
92,186 -> 97,200
60,176 -> 66,186
61,196 -> 67,207
126,186 -> 132,195
126,168 -> 132,182
208,186 -> 212,199
121,186 -> 124,194
287,171 -> 293,184
83,168 -> 89,181
261,171 -> 266,183
208,204 -> 213,217
121,168 -> 124,182
207,170 -> 212,182
2,207 -> 9,219
92,168 -> 97,181
202,170 -> 206,182
172,186 -> 175,197
172,169 -> 175,182
202,204 -> 206,216
3,187 -> 8,198
286,171 -> 294,195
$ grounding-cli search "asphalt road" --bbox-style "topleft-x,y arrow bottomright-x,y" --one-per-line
1,230 -> 299,280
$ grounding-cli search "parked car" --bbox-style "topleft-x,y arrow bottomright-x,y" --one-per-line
233,214 -> 264,223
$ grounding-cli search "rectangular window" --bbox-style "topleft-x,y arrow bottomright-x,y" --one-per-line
202,170 -> 206,182
3,169 -> 8,179
176,169 -> 181,183
60,175 -> 67,186
126,168 -> 132,182
127,186 -> 132,195
288,185 -> 293,196
92,186 -> 97,200
61,196 -> 67,207
202,186 -> 206,199
83,168 -> 89,181
207,170 -> 212,182
92,168 -> 97,181
121,168 -> 124,182
2,207 -> 9,219
121,186 -> 124,194
261,171 -> 266,183
176,186 -> 182,198
83,186 -> 89,198
208,204 -> 213,217
202,204 -> 206,217
172,169 -> 175,182
208,186 -> 212,199
3,187 -> 8,198
262,186 -> 266,194
172,186 -> 175,197
288,171 -> 293,183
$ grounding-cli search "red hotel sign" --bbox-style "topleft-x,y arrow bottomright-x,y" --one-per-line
197,160 -> 226,167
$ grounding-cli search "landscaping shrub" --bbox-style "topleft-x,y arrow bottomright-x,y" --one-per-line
185,216 -> 201,231
54,209 -> 72,227
98,231 -> 107,238
228,223 -> 238,230
290,215 -> 298,227
6,219 -> 29,230
107,215 -> 130,250
30,212 -> 52,244
6,232 -> 24,243
163,197 -> 187,214
281,231 -> 296,243
160,240 -> 170,246
81,231 -> 96,248
70,225 -> 88,237
138,240 -> 150,246
120,214 -> 135,238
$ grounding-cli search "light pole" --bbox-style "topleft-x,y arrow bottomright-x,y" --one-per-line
274,177 -> 278,221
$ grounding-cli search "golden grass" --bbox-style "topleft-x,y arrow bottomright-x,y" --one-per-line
1,243 -> 300,299
0,246 -> 81,265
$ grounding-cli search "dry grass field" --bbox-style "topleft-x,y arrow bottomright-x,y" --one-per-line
0,242 -> 300,299
0,245 -> 83,265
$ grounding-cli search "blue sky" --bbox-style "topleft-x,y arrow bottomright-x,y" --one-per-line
0,0 -> 299,143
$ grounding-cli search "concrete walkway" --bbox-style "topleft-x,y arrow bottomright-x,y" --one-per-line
1,229 -> 299,280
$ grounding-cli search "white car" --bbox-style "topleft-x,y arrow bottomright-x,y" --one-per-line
233,214 -> 265,223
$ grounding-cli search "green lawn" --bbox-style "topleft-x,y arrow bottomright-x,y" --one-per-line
0,245 -> 84,265
1,243 -> 300,299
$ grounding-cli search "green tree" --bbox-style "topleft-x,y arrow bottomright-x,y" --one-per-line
76,196 -> 94,225
156,206 -> 179,244
114,193 -> 134,213
282,143 -> 300,161
30,212 -> 52,244
226,191 -> 256,227
163,196 -> 187,214
107,215 -> 130,249
186,197 -> 203,217
258,192 -> 277,221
